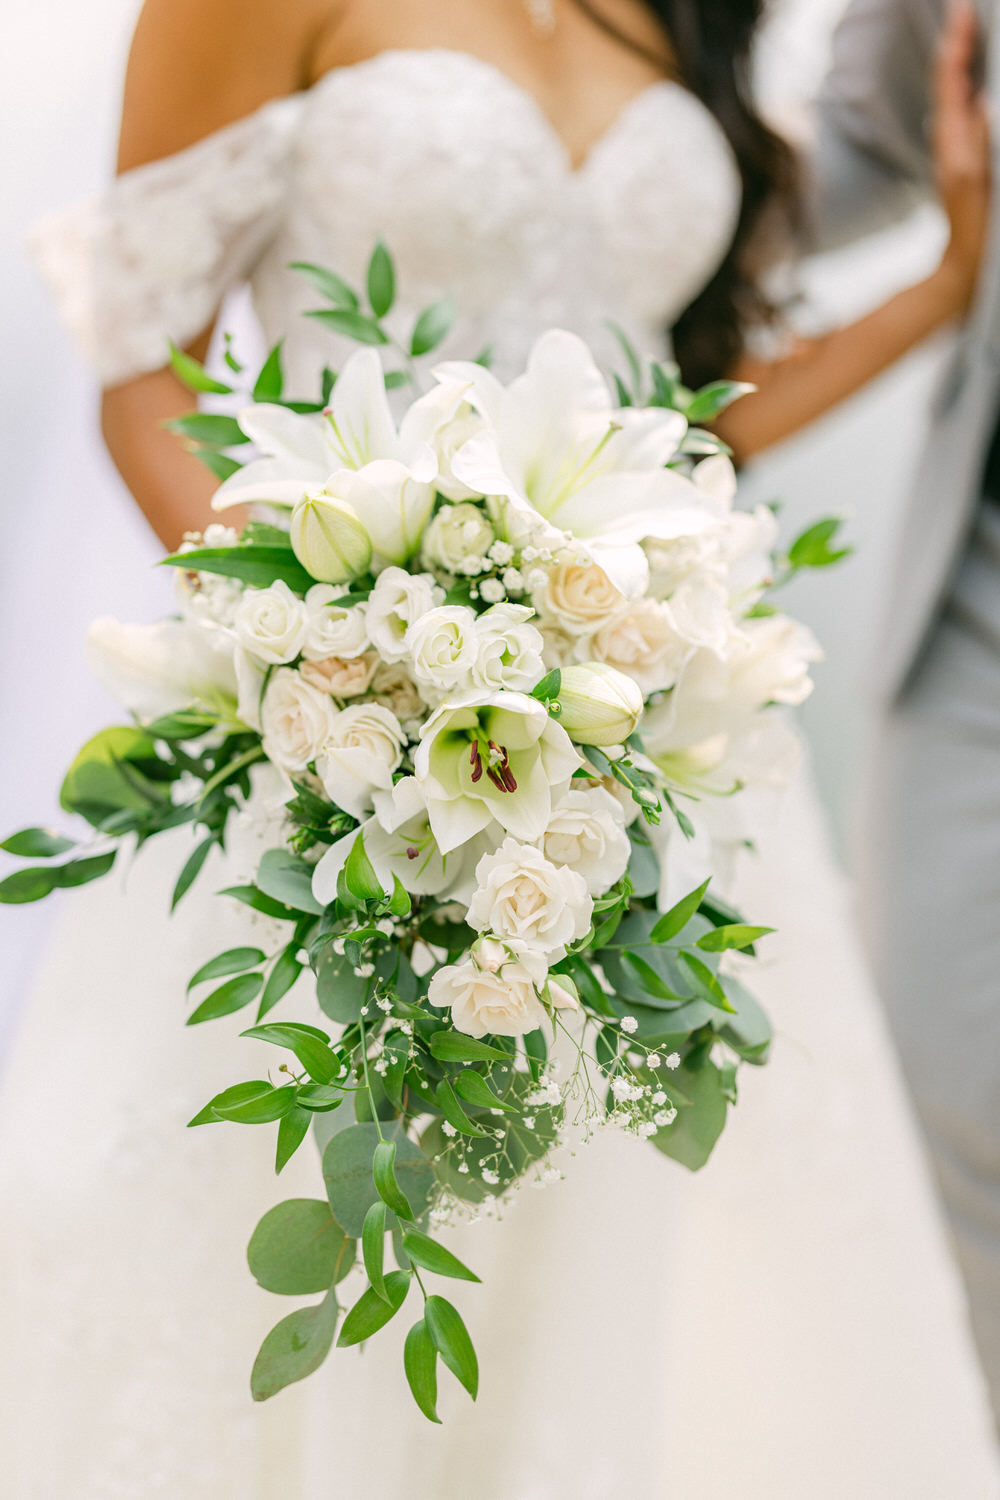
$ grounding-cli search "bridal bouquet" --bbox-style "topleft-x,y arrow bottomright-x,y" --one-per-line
1,248 -> 843,1419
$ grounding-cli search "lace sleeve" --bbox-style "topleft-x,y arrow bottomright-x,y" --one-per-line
30,96 -> 301,387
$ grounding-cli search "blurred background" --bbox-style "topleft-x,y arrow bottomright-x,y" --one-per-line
0,0 -> 952,1055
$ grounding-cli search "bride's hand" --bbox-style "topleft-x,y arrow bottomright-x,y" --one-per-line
934,0 -> 992,314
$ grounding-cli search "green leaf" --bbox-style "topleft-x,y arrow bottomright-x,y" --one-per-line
0,827 -> 76,858
388,875 -> 411,918
212,1082 -> 297,1123
679,951 -> 736,1013
649,879 -> 711,944
60,727 -> 164,824
251,1292 -> 338,1400
188,1079 -> 270,1126
454,1069 -> 518,1113
276,1105 -> 313,1172
306,308 -> 388,345
248,1198 -> 352,1294
258,943 -> 304,1018
362,1199 -> 389,1301
171,835 -> 215,910
164,413 -> 249,446
186,972 -> 263,1025
404,1319 -> 441,1422
295,1083 -> 345,1112
410,294 -> 456,357
315,946 -> 370,1023
343,832 -> 384,903
428,1033 -> 511,1064
144,710 -> 219,741
435,1079 -> 488,1138
684,379 -> 756,423
168,342 -> 233,394
289,261 -> 359,309
219,884 -> 301,921
606,319 -> 642,398
424,1295 -> 478,1399
256,849 -> 325,915
367,240 -> 396,318
160,546 -> 314,593
194,448 -> 242,482
620,951 -> 689,1003
696,924 -> 774,954
401,1229 -> 480,1283
718,976 -> 773,1064
323,1123 -> 435,1237
649,1059 -> 728,1171
373,1138 -> 414,1220
0,866 -> 59,904
241,1022 -> 340,1084
787,516 -> 851,570
338,1269 -> 409,1347
627,832 -> 660,899
530,668 -> 561,703
252,340 -> 284,402
187,947 -> 266,990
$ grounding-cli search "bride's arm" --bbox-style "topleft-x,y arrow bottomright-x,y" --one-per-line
717,1 -> 989,463
99,0 -> 326,548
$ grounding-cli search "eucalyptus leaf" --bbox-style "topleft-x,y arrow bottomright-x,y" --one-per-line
649,1059 -> 728,1171
248,1198 -> 352,1294
256,849 -> 325,916
251,1292 -> 338,1401
323,1123 -> 434,1237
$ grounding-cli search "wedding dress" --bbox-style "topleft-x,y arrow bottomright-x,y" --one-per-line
5,49 -> 999,1499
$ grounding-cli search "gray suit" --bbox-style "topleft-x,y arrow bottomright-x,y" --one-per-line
816,0 -> 1000,1421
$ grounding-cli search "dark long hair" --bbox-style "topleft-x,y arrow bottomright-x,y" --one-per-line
576,0 -> 799,387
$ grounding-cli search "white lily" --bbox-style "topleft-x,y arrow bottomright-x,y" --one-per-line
414,690 -> 581,854
312,776 -> 493,907
85,617 -> 238,722
437,329 -> 719,598
212,349 -> 469,564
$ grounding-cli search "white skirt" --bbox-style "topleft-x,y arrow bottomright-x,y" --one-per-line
1,766 -> 997,1499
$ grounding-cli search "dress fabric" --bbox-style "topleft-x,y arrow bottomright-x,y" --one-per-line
5,48 -> 999,1499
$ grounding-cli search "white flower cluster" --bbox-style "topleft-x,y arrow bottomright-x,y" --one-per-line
86,329 -> 821,1039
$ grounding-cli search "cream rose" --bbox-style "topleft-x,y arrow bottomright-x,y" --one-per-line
366,567 -> 444,662
540,787 -> 631,895
233,580 -> 309,665
315,703 -> 405,819
302,584 -> 370,661
467,838 -> 592,959
299,651 -> 379,698
591,598 -> 690,695
533,559 -> 628,636
367,661 -> 426,724
260,667 -> 336,773
427,940 -> 549,1038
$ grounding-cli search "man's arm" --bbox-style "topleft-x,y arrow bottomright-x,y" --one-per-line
810,0 -> 946,250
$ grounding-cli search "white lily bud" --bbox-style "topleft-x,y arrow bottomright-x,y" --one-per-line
556,662 -> 644,747
290,491 -> 372,584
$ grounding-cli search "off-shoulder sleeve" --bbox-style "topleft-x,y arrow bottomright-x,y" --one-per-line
30,96 -> 301,387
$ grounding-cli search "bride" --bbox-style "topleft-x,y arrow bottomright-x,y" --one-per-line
3,0 -> 998,1495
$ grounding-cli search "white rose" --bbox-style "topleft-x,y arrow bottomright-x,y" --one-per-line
472,604 -> 545,692
261,668 -> 336,772
427,941 -> 549,1038
368,661 -> 427,725
540,787 -> 630,895
533,559 -> 628,636
591,598 -> 690,695
300,651 -> 379,698
366,567 -> 444,662
302,585 -> 370,660
537,620 -> 580,671
315,703 -> 405,819
422,502 -> 495,574
405,606 -> 480,699
467,838 -> 592,959
234,581 -> 309,665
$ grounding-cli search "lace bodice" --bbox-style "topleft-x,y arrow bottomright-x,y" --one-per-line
33,48 -> 741,389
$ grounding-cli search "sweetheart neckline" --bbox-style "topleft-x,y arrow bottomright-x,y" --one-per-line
300,46 -> 690,177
